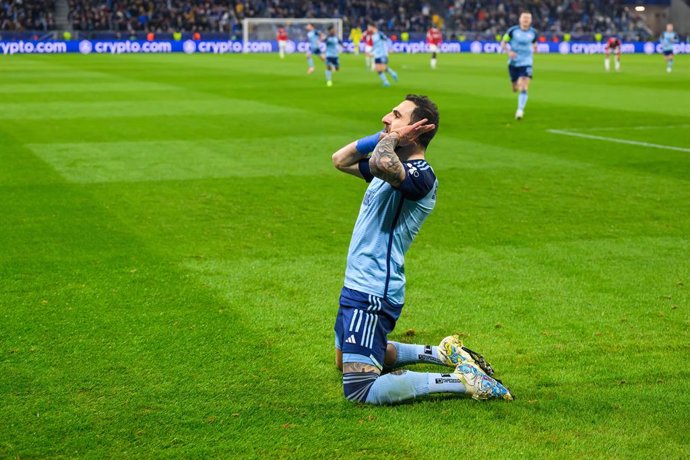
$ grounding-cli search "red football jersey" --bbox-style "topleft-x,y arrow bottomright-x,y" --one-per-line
277,28 -> 288,41
606,37 -> 620,49
426,28 -> 442,45
362,30 -> 373,46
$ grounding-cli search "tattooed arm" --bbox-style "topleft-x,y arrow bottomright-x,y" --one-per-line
369,118 -> 436,186
369,132 -> 405,187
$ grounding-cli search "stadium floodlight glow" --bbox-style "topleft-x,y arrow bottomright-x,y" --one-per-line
635,6 -> 645,11
242,18 -> 343,53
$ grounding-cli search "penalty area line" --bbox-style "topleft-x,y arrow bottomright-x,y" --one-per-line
547,129 -> 690,153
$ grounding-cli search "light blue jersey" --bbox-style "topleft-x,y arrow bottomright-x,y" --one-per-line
308,30 -> 321,52
660,31 -> 678,52
344,158 -> 438,305
325,35 -> 341,58
503,25 -> 537,67
371,32 -> 390,59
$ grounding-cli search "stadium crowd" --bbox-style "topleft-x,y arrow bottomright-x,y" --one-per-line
0,0 -> 652,39
1,0 -> 55,31
444,0 -> 648,37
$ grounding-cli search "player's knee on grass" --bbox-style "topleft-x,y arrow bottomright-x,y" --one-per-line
342,362 -> 381,403
343,369 -> 425,405
343,370 -> 379,403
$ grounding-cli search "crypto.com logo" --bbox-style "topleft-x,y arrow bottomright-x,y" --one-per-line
79,40 -> 93,54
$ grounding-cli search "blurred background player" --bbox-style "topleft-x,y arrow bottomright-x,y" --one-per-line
426,24 -> 442,69
362,26 -> 374,71
324,26 -> 343,87
660,23 -> 678,73
349,25 -> 362,55
306,23 -> 325,74
604,36 -> 621,72
277,26 -> 288,59
369,24 -> 398,87
501,12 -> 537,120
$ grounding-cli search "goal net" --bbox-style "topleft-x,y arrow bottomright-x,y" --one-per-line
242,18 -> 344,53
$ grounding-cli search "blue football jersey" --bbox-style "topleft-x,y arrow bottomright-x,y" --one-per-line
371,32 -> 390,59
308,30 -> 321,51
660,31 -> 678,51
325,36 -> 341,58
504,26 -> 537,66
344,158 -> 438,305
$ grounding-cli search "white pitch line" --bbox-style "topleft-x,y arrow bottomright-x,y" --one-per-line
582,125 -> 690,132
547,129 -> 690,153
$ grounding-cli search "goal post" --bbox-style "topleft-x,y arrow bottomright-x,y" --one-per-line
242,18 -> 344,53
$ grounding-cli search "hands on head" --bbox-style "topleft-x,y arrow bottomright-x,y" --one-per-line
390,118 -> 436,147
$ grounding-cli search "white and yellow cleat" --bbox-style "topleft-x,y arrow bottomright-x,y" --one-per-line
438,335 -> 495,376
454,361 -> 513,401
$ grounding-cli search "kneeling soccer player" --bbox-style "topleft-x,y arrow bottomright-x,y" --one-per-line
331,94 -> 513,404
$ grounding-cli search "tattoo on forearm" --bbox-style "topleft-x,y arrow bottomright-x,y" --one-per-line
369,134 -> 404,185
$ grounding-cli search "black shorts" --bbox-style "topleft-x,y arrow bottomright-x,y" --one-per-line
326,56 -> 339,69
508,64 -> 533,82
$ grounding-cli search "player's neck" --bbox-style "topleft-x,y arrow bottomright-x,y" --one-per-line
396,145 -> 425,161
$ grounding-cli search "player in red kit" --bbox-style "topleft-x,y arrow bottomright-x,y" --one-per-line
604,36 -> 621,72
426,25 -> 442,69
277,26 -> 288,59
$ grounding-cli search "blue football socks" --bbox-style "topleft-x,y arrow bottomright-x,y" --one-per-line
365,370 -> 467,405
389,341 -> 445,368
386,68 -> 398,82
378,71 -> 389,85
518,90 -> 528,111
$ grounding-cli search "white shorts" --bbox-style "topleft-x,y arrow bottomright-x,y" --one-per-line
278,40 -> 287,49
429,44 -> 439,53
365,45 -> 373,54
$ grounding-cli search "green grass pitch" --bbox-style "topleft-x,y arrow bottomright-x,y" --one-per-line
1,51 -> 689,458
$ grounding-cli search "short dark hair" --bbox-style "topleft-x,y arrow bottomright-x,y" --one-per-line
405,94 -> 439,149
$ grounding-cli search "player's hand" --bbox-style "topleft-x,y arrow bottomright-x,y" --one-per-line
509,51 -> 517,59
391,118 -> 436,146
